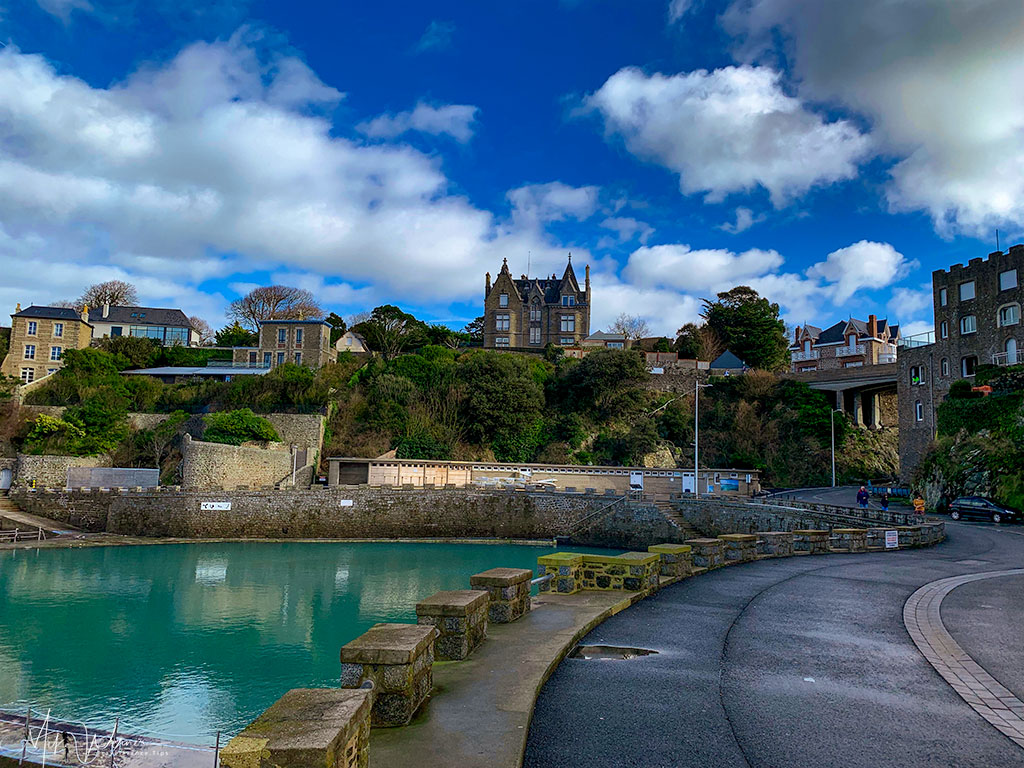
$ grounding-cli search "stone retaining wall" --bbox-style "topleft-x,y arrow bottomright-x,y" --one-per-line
14,454 -> 109,489
180,434 -> 295,491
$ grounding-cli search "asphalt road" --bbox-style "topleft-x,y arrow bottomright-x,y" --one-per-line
523,520 -> 1024,767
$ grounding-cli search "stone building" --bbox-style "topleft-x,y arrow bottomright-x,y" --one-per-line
790,315 -> 900,373
232,318 -> 334,370
0,304 -> 92,383
898,245 -> 1023,479
483,256 -> 590,349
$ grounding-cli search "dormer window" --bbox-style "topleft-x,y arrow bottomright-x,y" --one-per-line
561,295 -> 576,306
499,293 -> 509,308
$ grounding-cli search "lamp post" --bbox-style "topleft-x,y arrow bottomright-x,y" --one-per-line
830,408 -> 844,488
694,379 -> 713,498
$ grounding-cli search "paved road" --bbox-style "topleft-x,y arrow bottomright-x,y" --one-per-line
524,520 -> 1024,767
772,484 -> 904,510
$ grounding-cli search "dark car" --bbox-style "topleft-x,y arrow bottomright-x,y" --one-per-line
948,496 -> 1020,524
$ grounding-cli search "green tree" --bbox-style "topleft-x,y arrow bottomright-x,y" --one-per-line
325,312 -> 348,345
215,322 -> 259,347
556,348 -> 649,419
203,409 -> 279,445
456,351 -> 544,445
96,336 -> 158,369
353,305 -> 429,360
462,316 -> 484,344
701,286 -> 788,370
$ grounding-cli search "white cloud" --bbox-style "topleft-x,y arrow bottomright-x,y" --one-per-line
415,20 -> 456,53
589,273 -> 704,336
623,244 -> 783,292
35,0 -> 92,22
718,206 -> 765,234
599,217 -> 654,244
668,0 -> 694,22
506,182 -> 600,225
899,320 -> 934,339
723,0 -> 1024,236
586,65 -> 871,205
887,284 -> 933,320
806,240 -> 916,304
358,103 -> 478,143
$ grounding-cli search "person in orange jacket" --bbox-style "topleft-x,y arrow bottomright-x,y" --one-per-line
913,493 -> 926,516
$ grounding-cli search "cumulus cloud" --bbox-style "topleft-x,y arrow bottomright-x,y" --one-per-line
599,217 -> 654,244
358,102 -> 478,143
718,206 -> 766,234
585,65 -> 871,205
506,182 -> 600,225
589,272 -> 704,335
887,284 -> 933,322
806,240 -> 916,304
623,244 -> 783,292
723,0 -> 1024,235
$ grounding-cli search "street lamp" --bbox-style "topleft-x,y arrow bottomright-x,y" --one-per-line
694,380 -> 713,498
830,409 -> 845,488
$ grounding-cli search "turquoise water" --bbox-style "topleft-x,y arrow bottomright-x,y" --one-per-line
0,541 -> 614,742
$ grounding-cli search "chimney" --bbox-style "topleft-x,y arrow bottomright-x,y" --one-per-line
15,303 -> 21,313
485,272 -> 491,295
102,302 -> 110,319
868,314 -> 878,339
81,305 -> 89,323
585,264 -> 590,293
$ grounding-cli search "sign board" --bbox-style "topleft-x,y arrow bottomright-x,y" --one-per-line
885,530 -> 898,549
201,501 -> 232,511
340,499 -> 353,507
651,367 -> 664,375
629,471 -> 644,490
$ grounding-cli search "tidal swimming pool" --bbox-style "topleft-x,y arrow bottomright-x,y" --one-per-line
0,540 -> 615,742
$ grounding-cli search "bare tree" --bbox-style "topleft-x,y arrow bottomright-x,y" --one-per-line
189,316 -> 215,346
79,280 -> 139,308
610,313 -> 651,341
227,286 -> 324,331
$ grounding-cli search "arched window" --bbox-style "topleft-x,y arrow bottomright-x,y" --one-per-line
941,358 -> 949,377
915,400 -> 923,422
998,303 -> 1020,327
960,315 -> 977,335
1007,338 -> 1019,365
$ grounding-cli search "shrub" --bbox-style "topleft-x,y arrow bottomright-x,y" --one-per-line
203,409 -> 279,445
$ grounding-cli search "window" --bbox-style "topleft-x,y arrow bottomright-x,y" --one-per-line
959,281 -> 975,301
1000,269 -> 1018,291
998,303 -> 1020,327
295,328 -> 303,345
529,326 -> 541,345
248,351 -> 257,364
23,344 -> 35,360
915,400 -> 923,422
499,293 -> 509,308
27,321 -> 37,335
53,323 -> 63,338
278,328 -> 287,344
495,336 -> 510,348
164,327 -> 189,345
561,295 -> 576,306
560,315 -> 575,332
111,326 -> 123,337
939,288 -> 947,306
263,352 -> 272,366
276,352 -> 285,365
962,356 -> 978,377
560,337 -> 574,345
939,321 -> 948,339
607,342 -> 624,349
910,365 -> 923,385
530,302 -> 541,321
49,346 -> 62,361
495,313 -> 510,331
20,368 -> 34,383
941,358 -> 949,377
46,369 -> 57,376
294,352 -> 302,365
960,315 -> 977,334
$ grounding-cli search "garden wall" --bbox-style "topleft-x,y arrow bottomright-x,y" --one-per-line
180,435 -> 296,490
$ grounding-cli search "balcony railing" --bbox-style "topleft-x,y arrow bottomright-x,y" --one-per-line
898,331 -> 935,348
836,344 -> 866,357
791,349 -> 819,362
207,360 -> 271,369
992,350 -> 1024,367
877,343 -> 898,364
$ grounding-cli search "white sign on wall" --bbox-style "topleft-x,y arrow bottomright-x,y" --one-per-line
340,500 -> 353,507
201,501 -> 232,511
885,530 -> 899,549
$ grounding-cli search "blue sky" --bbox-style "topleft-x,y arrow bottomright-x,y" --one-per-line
2,0 -> 1023,338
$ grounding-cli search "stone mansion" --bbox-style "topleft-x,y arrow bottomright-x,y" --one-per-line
483,256 -> 591,349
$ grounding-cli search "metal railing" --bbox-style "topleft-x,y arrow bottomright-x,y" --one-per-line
836,344 -> 866,357
992,350 -> 1024,367
0,528 -> 45,543
791,349 -> 819,362
898,331 -> 935,348
205,360 -> 269,369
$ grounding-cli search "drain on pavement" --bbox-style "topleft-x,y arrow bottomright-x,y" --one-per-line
570,644 -> 658,660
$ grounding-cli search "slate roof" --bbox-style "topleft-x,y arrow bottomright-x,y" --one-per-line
585,331 -> 626,341
122,366 -> 269,377
794,317 -> 901,348
98,306 -> 191,327
256,318 -> 332,327
711,350 -> 748,369
13,306 -> 86,322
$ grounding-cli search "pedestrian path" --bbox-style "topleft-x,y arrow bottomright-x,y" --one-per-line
0,494 -> 80,536
904,570 -> 1024,750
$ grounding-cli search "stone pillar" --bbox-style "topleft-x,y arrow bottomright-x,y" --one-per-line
616,552 -> 661,593
537,553 -> 583,594
415,590 -> 489,661
757,532 -> 794,557
340,623 -> 436,727
649,543 -> 692,578
685,538 -> 724,570
719,534 -> 757,563
853,392 -> 865,427
469,567 -> 532,623
793,529 -> 830,554
220,688 -> 372,768
831,528 -> 867,553
869,393 -> 882,429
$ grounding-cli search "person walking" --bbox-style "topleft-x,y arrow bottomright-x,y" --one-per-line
857,486 -> 870,509
880,492 -> 889,512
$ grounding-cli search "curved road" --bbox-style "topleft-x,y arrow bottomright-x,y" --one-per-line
524,510 -> 1024,767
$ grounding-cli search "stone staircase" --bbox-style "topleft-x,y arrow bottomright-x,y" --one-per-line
651,500 -> 701,542
0,491 -> 79,537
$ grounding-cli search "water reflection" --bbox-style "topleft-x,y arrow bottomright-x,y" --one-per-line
0,541 -> 613,742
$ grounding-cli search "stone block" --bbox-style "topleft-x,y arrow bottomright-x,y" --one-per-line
757,532 -> 793,557
898,525 -> 922,548
793,529 -> 829,554
537,552 -> 583,594
686,538 -> 724,569
831,528 -> 868,553
220,688 -> 372,768
648,543 -> 692,577
718,533 -> 757,562
340,623 -> 436,727
415,590 -> 489,661
469,567 -> 532,624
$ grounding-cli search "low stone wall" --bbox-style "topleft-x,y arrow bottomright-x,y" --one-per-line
265,413 -> 325,453
180,434 -> 295,491
14,454 -> 108,489
538,552 -> 661,594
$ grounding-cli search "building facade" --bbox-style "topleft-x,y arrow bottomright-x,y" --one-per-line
790,315 -> 900,373
1,305 -> 92,383
89,304 -> 196,346
483,256 -> 591,349
898,245 -> 1023,479
232,319 -> 334,370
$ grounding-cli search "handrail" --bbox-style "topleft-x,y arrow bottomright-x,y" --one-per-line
566,494 -> 627,533
531,574 -> 553,587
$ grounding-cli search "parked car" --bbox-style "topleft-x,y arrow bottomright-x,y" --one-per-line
947,496 -> 1020,524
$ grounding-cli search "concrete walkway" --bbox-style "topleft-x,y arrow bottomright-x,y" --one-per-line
368,589 -> 647,768
0,496 -> 80,536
